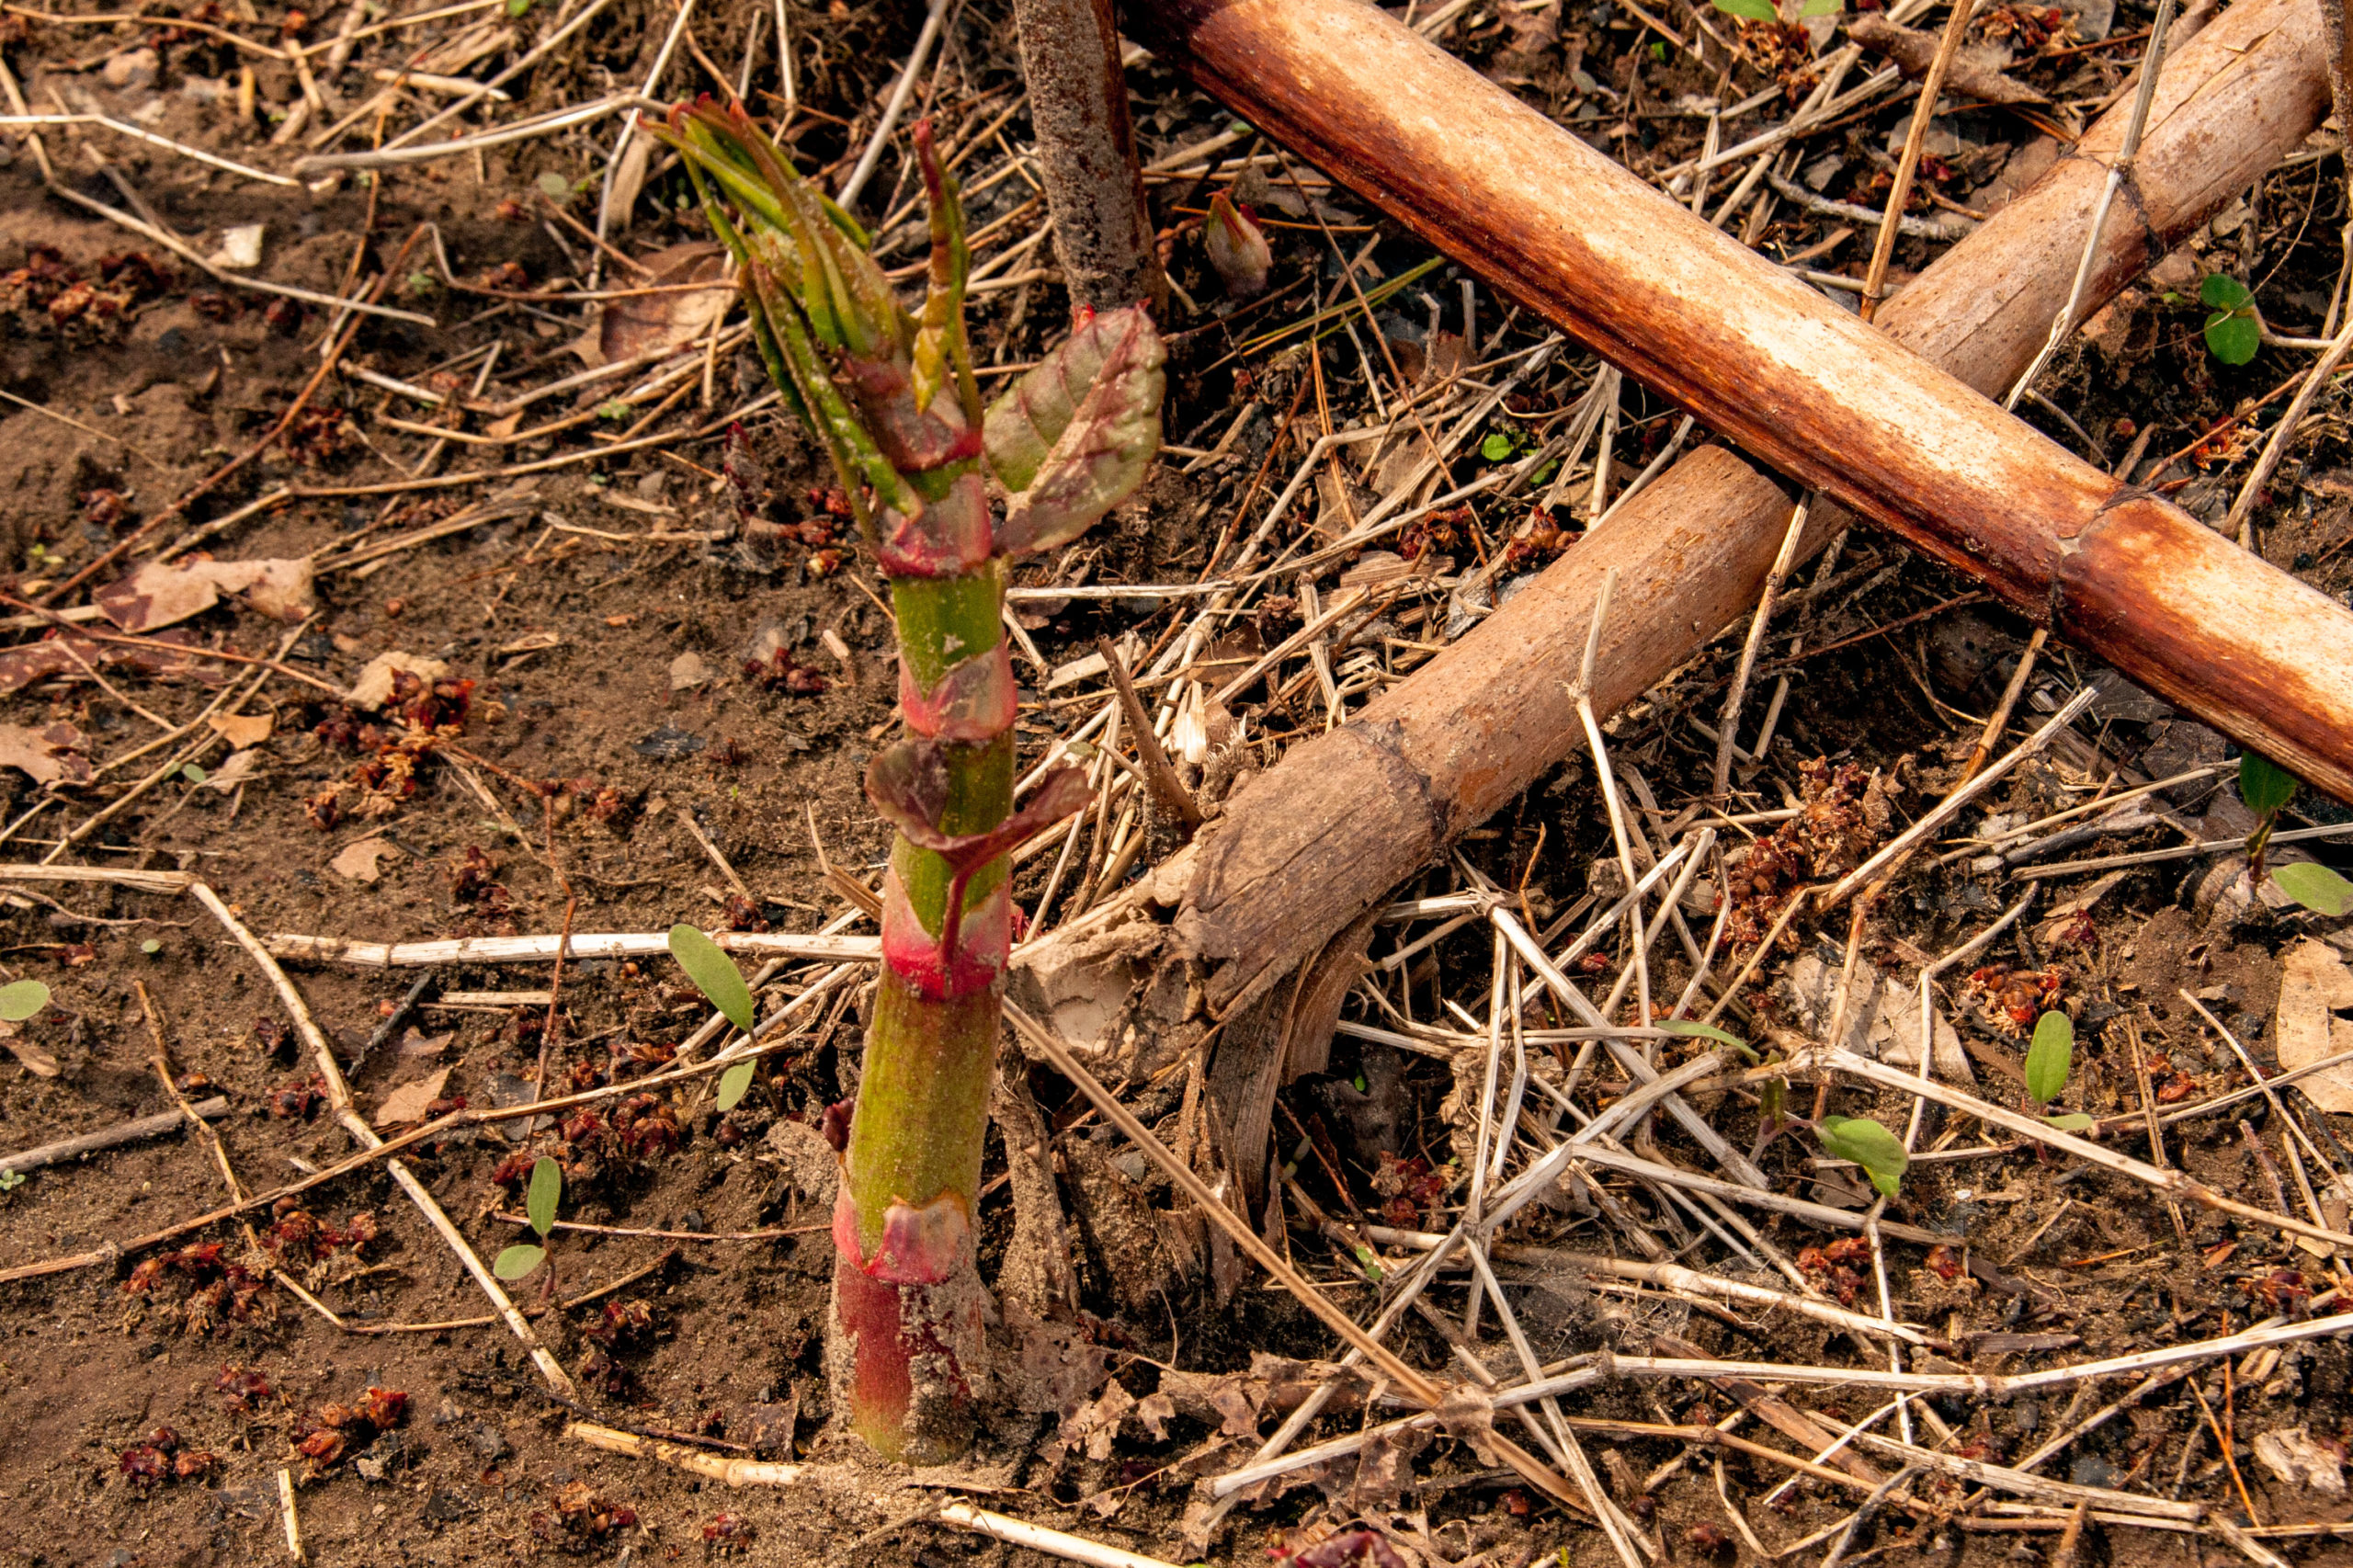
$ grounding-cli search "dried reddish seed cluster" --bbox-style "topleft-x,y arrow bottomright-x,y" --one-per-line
0,246 -> 174,336
291,1387 -> 409,1477
118,1426 -> 212,1489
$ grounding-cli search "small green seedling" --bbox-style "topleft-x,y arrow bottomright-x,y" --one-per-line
2200,275 -> 2261,366
0,981 -> 50,1023
2021,1011 -> 2098,1131
669,925 -> 758,1110
180,763 -> 208,786
2239,750 -> 2300,886
2024,1010 -> 2072,1107
493,1156 -> 563,1280
2239,751 -> 2353,915
0,1168 -> 24,1192
1817,1114 -> 1908,1199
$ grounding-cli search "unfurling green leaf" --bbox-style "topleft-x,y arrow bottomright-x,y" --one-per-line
2044,1112 -> 2097,1131
985,306 -> 1167,554
667,923 -> 756,1032
526,1155 -> 563,1236
493,1244 -> 546,1280
716,1060 -> 756,1112
2199,274 -> 2254,311
1817,1114 -> 1908,1199
2274,862 -> 2353,916
2206,309 -> 2260,366
0,981 -> 49,1023
2240,752 -> 2299,816
2024,1010 -> 2074,1107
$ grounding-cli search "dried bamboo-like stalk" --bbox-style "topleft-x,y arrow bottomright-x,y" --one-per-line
1013,0 -> 1165,312
1120,0 -> 2334,1014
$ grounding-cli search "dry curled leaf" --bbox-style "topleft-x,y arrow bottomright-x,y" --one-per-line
0,1019 -> 58,1077
347,653 -> 450,710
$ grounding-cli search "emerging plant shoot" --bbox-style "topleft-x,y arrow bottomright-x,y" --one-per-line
649,99 -> 1165,1461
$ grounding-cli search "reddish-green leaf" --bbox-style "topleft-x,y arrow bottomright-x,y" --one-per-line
985,306 -> 1166,554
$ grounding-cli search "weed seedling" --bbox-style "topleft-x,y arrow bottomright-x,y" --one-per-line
2199,275 -> 2262,366
493,1156 -> 563,1290
665,924 -> 759,1110
2024,1010 -> 2095,1131
2237,751 -> 2353,915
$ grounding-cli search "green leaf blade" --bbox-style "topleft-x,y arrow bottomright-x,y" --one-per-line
2199,273 -> 2253,311
1710,0 -> 1779,18
716,1060 -> 756,1112
2274,862 -> 2353,916
1817,1114 -> 1908,1199
493,1244 -> 546,1281
526,1156 -> 563,1236
2240,752 -> 2299,816
2024,1010 -> 2074,1106
0,981 -> 50,1023
667,924 -> 756,1032
2045,1113 -> 2097,1131
2206,310 -> 2260,366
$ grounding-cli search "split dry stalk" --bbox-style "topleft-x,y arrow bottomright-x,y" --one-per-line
1120,0 -> 2336,1024
651,99 -> 1163,1460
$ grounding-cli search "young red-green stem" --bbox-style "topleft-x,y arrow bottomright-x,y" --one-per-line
649,99 -> 1163,1460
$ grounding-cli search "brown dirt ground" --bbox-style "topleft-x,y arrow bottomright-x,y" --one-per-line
3,0 -> 2353,1564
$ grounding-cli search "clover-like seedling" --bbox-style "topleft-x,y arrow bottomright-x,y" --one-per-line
2200,275 -> 2261,366
666,924 -> 759,1111
493,1156 -> 563,1281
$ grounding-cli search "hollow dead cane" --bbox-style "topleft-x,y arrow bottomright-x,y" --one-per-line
649,99 -> 1165,1460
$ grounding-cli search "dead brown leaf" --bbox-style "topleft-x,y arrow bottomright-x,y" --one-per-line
371,1065 -> 450,1128
0,722 -> 91,786
96,555 -> 315,633
0,630 -> 216,697
330,835 -> 399,883
0,1019 -> 57,1077
574,243 -> 732,368
208,711 -> 274,748
2277,939 -> 2353,1112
